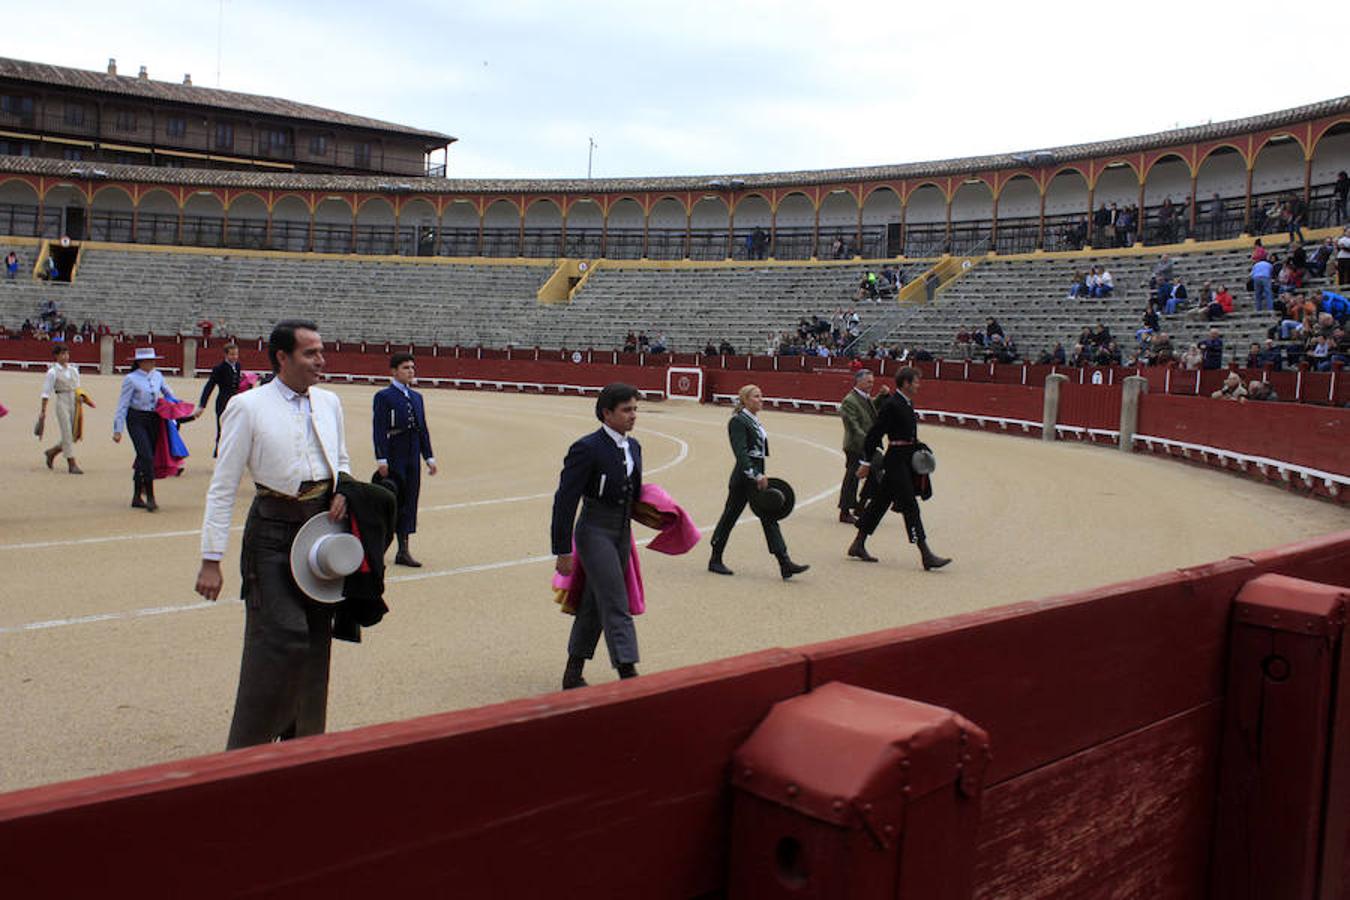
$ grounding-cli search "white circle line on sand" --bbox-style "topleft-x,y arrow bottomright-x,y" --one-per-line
0,430 -> 839,636
0,426 -> 690,552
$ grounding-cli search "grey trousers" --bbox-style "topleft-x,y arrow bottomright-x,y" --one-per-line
568,500 -> 638,667
226,495 -> 334,750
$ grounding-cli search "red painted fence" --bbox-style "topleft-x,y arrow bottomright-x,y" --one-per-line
1,533 -> 1348,897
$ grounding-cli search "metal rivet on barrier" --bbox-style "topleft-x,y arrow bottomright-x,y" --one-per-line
786,784 -> 799,797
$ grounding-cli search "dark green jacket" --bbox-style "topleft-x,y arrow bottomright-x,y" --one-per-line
727,410 -> 768,485
839,388 -> 878,457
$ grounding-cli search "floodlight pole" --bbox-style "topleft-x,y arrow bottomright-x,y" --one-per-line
587,137 -> 597,179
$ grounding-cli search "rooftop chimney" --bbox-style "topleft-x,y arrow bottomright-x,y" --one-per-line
138,65 -> 148,80
183,73 -> 192,86
107,58 -> 117,76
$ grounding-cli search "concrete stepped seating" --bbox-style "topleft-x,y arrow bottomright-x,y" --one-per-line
874,247 -> 1312,364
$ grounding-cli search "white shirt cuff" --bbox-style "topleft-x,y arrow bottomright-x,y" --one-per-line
375,458 -> 387,466
202,552 -> 223,562
426,458 -> 436,465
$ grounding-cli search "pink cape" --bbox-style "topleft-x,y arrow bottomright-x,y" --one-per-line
151,399 -> 195,478
551,483 -> 701,616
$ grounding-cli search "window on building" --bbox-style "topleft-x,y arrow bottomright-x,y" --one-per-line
1,95 -> 35,120
353,142 -> 372,168
115,109 -> 137,132
63,147 -> 84,161
158,157 -> 184,169
63,104 -> 86,127
260,127 -> 292,154
0,140 -> 33,157
214,122 -> 234,150
166,116 -> 186,138
309,134 -> 329,157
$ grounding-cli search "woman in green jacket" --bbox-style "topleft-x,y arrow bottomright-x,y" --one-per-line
708,384 -> 809,580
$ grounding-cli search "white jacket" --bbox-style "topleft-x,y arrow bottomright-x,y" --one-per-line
201,378 -> 351,559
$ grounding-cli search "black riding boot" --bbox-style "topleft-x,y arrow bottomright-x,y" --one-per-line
562,656 -> 588,690
777,553 -> 810,580
131,475 -> 146,508
918,540 -> 951,570
708,547 -> 733,576
395,533 -> 422,567
143,477 -> 158,512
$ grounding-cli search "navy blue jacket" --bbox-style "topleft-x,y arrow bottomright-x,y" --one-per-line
551,428 -> 642,555
373,384 -> 434,465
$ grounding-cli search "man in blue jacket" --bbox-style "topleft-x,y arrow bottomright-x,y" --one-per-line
373,353 -> 437,567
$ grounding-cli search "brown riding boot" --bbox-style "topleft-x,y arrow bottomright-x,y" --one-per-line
143,478 -> 159,512
67,459 -> 83,475
44,446 -> 59,469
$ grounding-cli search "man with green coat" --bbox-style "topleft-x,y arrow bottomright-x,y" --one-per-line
838,368 -> 885,524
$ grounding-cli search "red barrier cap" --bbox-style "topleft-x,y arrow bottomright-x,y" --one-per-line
731,682 -> 989,836
1234,573 -> 1349,636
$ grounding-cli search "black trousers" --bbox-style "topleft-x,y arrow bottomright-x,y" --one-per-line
568,499 -> 638,666
125,408 -> 160,484
838,450 -> 876,512
857,450 -> 926,544
226,494 -> 334,750
710,477 -> 786,557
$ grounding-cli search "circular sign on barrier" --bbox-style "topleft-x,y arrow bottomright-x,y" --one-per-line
578,261 -> 588,272
677,375 -> 692,392
59,236 -> 71,248
571,350 -> 583,363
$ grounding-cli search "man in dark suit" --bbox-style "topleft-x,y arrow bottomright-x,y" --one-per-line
198,342 -> 242,456
847,367 -> 950,570
373,353 -> 437,567
551,383 -> 643,689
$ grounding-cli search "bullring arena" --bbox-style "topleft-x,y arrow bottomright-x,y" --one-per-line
1,52 -> 1350,898
2,370 -> 1341,793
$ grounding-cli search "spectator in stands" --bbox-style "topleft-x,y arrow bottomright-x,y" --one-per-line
1136,305 -> 1160,345
1168,278 -> 1188,313
1150,332 -> 1174,366
1289,242 -> 1308,276
703,340 -> 717,356
1207,193 -> 1225,238
649,332 -> 668,354
1282,195 -> 1306,243
1093,204 -> 1111,244
637,331 -> 650,352
1336,172 -> 1350,224
1199,328 -> 1225,369
1276,257 -> 1303,295
831,236 -> 846,259
1199,285 -> 1234,321
1051,342 -> 1066,365
1245,342 -> 1262,368
1067,270 -> 1088,299
1251,239 -> 1268,263
1323,288 -> 1350,324
1150,255 -> 1174,293
718,338 -> 736,355
751,227 -> 769,260
1096,341 -> 1122,366
1093,267 -> 1114,297
1119,205 -> 1138,246
985,317 -> 1005,343
622,331 -> 637,353
1246,380 -> 1279,402
1259,339 -> 1284,370
1309,239 -> 1335,278
1337,226 -> 1350,287
1309,335 -> 1332,369
1250,255 -> 1274,311
4,250 -> 17,280
1069,343 -> 1089,367
1180,343 -> 1203,370
1211,372 -> 1247,401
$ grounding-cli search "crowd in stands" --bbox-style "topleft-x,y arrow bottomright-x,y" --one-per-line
3,298 -> 111,343
954,318 -> 1020,363
1067,266 -> 1115,298
767,310 -> 863,357
620,330 -> 670,354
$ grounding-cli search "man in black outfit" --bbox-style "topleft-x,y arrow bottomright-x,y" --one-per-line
551,383 -> 644,689
197,342 -> 243,456
846,367 -> 951,570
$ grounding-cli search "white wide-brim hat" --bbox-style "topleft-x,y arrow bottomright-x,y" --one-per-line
132,347 -> 163,361
289,513 -> 365,603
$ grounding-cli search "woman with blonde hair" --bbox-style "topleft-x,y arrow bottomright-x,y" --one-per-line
707,384 -> 809,580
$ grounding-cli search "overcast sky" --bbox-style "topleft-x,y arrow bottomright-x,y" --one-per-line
10,1 -> 1346,179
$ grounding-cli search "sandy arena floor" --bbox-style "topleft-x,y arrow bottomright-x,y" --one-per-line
0,372 -> 1345,792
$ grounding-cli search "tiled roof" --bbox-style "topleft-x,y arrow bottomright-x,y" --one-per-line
0,56 -> 454,146
0,94 -> 1345,194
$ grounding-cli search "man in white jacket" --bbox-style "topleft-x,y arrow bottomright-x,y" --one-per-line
195,319 -> 352,749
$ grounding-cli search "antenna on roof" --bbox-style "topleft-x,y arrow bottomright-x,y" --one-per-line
216,0 -> 225,87
587,137 -> 597,179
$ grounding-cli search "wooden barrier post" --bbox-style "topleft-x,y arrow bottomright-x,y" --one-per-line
1210,573 -> 1349,900
1118,374 -> 1148,452
182,337 -> 197,379
1042,373 -> 1066,442
98,334 -> 113,375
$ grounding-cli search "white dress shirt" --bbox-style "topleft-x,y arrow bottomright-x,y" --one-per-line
601,423 -> 633,476
41,362 -> 80,398
200,378 -> 350,560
